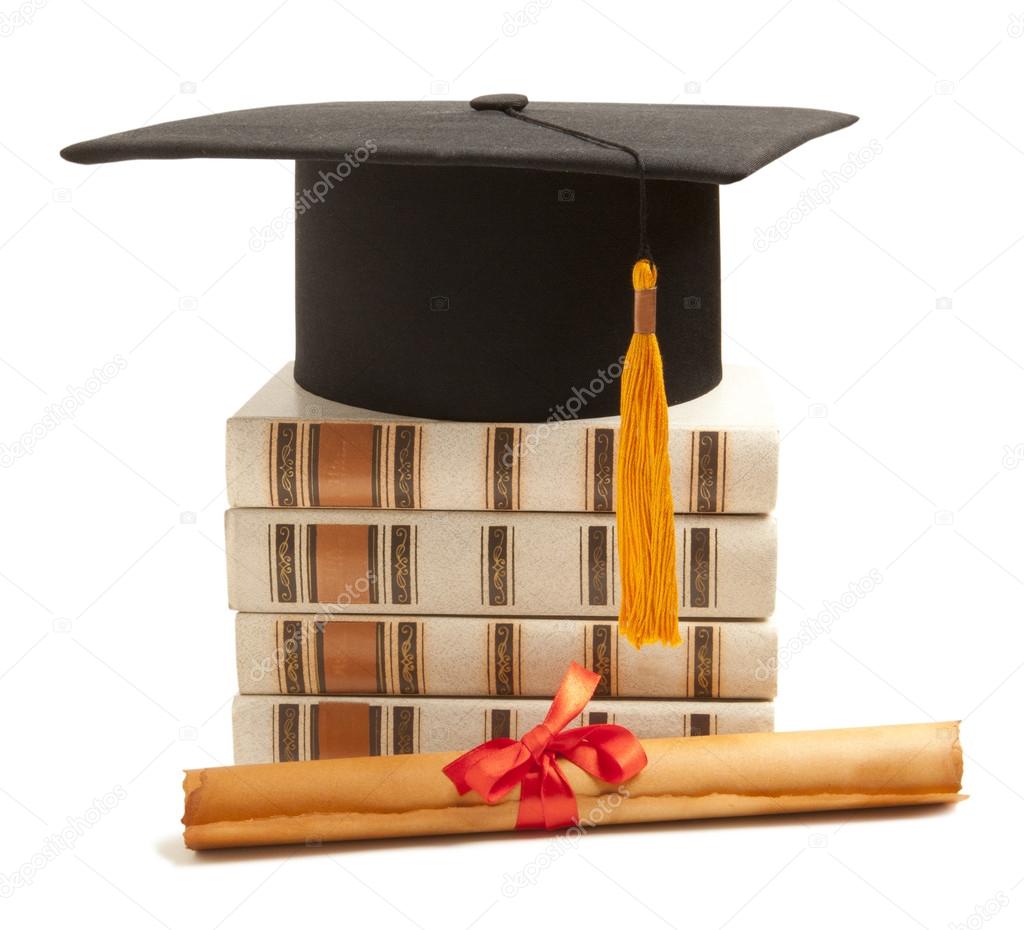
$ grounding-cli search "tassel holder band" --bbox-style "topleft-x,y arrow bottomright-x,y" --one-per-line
633,287 -> 657,334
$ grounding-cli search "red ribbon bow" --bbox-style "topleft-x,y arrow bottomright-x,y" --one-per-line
442,662 -> 648,830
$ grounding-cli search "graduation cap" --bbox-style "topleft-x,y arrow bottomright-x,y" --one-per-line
62,94 -> 857,647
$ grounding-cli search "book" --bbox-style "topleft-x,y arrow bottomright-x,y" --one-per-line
232,694 -> 775,764
236,614 -> 777,699
227,363 -> 778,514
225,510 -> 776,618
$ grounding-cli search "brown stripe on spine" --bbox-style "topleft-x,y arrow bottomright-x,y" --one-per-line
312,424 -> 376,507
692,625 -> 714,697
392,426 -> 417,509
313,619 -> 326,693
588,711 -> 609,725
484,428 -> 491,508
590,624 -> 613,696
321,621 -> 383,694
592,428 -> 614,512
296,516 -> 304,603
491,427 -> 516,511
689,527 -> 711,608
486,526 -> 510,607
376,622 -> 387,693
308,525 -> 378,606
368,525 -> 379,603
275,423 -> 299,507
307,525 -> 318,602
714,528 -> 719,608
389,525 -> 413,605
268,424 -> 276,507
510,526 -> 516,606
314,703 -> 375,759
584,428 -> 590,510
392,706 -> 416,754
280,620 -> 305,694
695,431 -> 721,513
309,703 -> 320,760
492,622 -> 516,695
490,708 -> 511,739
690,713 -> 711,736
721,432 -> 728,510
515,429 -> 522,508
274,524 -> 298,603
276,703 -> 301,762
587,526 -> 609,606
368,705 -> 382,755
395,622 -> 420,694
370,425 -> 382,507
382,426 -> 391,508
307,423 -> 321,506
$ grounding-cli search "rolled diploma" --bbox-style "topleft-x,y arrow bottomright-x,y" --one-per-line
183,722 -> 963,850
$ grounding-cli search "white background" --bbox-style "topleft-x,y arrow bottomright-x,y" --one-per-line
2,1 -> 1022,927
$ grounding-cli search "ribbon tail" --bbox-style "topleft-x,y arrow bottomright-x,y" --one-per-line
514,769 -> 547,830
540,757 -> 579,830
515,755 -> 579,831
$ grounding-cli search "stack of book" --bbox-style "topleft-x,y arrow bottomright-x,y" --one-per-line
224,363 -> 779,764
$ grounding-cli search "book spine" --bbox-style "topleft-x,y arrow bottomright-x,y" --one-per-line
232,694 -> 775,764
226,419 -> 778,514
225,510 -> 777,618
236,614 -> 777,699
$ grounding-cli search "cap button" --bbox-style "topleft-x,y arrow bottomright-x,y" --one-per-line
470,93 -> 528,112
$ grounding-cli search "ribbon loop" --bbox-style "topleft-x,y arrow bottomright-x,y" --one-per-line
442,662 -> 648,830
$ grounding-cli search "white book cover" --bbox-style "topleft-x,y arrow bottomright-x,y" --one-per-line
227,363 -> 778,513
225,509 -> 777,619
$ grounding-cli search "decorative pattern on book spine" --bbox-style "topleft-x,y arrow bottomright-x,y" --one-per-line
690,430 -> 727,513
586,427 -> 615,512
580,526 -> 615,606
269,524 -> 420,607
482,526 -> 515,607
683,526 -> 719,609
269,618 -> 425,695
273,702 -> 420,761
489,622 -> 520,695
269,422 -> 421,508
486,427 -> 522,510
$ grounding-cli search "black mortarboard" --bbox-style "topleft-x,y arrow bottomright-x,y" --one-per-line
62,97 -> 856,422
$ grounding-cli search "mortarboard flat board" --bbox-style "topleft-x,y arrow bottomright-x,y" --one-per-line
62,98 -> 857,421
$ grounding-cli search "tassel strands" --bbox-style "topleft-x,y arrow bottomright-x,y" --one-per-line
617,260 -> 679,648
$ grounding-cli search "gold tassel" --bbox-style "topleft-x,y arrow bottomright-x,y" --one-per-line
617,259 -> 679,648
